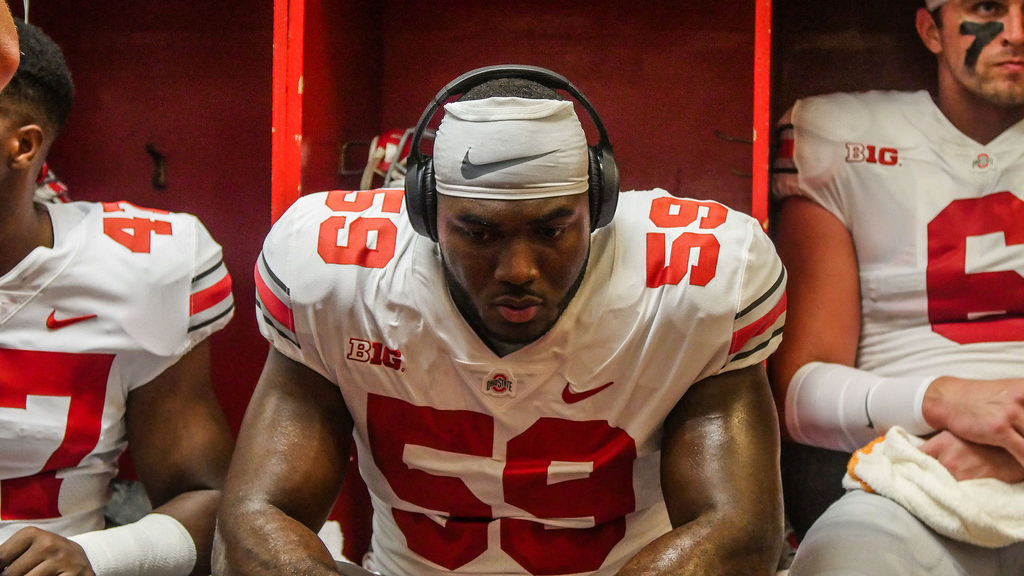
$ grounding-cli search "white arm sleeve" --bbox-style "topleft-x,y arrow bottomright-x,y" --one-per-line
785,361 -> 937,452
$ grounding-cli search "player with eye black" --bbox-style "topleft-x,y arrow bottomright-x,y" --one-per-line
772,1 -> 1024,573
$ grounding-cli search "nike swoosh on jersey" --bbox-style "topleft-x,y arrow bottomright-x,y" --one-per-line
46,309 -> 98,330
561,381 -> 616,404
460,148 -> 560,180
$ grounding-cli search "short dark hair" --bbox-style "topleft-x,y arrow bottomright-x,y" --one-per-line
459,77 -> 563,102
1,19 -> 74,135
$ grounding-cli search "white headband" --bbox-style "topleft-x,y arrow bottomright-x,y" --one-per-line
433,97 -> 589,200
925,0 -> 948,9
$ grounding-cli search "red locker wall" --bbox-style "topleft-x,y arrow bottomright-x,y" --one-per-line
303,0 -> 758,214
19,2 -> 274,433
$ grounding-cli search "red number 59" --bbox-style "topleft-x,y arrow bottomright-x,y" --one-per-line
317,189 -> 404,268
366,394 -> 637,574
646,197 -> 725,288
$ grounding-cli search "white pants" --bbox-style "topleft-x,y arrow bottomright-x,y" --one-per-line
790,490 -> 1024,575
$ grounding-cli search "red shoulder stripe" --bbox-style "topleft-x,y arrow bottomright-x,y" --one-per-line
191,273 -> 233,315
730,292 -> 787,354
254,261 -> 295,332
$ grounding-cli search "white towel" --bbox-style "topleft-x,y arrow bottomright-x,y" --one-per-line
843,426 -> 1024,548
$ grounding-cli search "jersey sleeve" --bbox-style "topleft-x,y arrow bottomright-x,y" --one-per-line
103,202 -> 235,389
721,216 -> 787,372
185,217 -> 234,346
771,94 -> 867,228
770,107 -> 802,199
253,195 -> 333,380
254,242 -> 300,358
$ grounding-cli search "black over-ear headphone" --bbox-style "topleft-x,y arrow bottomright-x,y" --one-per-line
404,64 -> 619,241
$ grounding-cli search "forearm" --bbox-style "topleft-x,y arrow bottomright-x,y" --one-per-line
784,361 -> 937,452
151,488 -> 221,576
64,488 -> 221,576
213,501 -> 338,576
642,365 -> 782,575
618,513 -> 780,576
213,350 -> 352,576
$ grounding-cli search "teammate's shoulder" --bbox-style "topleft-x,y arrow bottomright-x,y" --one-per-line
616,188 -> 750,217
794,89 -> 923,111
72,198 -> 209,222
71,199 -> 222,260
274,188 -> 405,227
791,90 -> 927,139
612,189 -> 762,241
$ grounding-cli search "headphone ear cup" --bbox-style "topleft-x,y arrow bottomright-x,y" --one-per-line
421,159 -> 438,241
587,146 -> 619,230
587,147 -> 604,230
404,155 -> 439,241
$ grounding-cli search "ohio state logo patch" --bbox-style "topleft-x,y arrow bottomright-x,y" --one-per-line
484,370 -> 516,397
972,152 -> 995,172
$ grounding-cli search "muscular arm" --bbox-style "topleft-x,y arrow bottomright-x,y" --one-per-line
618,363 -> 783,576
766,197 -> 861,438
126,340 -> 235,576
213,348 -> 352,576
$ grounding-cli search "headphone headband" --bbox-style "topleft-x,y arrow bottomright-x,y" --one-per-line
407,65 -> 612,166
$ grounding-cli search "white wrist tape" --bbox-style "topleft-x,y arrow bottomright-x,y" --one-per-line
69,513 -> 197,576
785,361 -> 937,452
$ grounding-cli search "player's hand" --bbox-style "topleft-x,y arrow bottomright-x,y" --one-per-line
922,376 -> 1024,468
0,526 -> 95,576
920,430 -> 1024,483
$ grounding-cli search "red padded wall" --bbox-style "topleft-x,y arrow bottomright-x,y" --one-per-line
303,1 -> 757,213
18,2 -> 274,434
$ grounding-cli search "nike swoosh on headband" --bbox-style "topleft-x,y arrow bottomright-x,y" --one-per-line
460,148 -> 560,180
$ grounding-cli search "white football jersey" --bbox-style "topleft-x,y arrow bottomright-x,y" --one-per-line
774,90 -> 1024,379
0,200 -> 234,539
256,187 -> 785,576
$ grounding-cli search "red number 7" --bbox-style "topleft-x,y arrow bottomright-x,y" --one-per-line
0,349 -> 111,520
